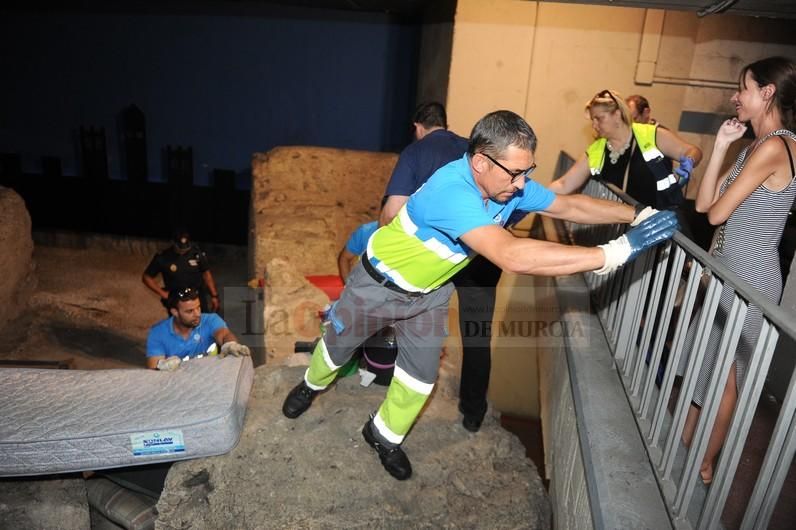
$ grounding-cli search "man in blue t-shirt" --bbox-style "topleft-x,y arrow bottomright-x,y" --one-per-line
338,221 -> 378,282
378,102 -> 512,433
282,110 -> 678,481
146,287 -> 250,371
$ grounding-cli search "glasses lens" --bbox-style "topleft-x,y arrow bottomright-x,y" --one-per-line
511,166 -> 534,183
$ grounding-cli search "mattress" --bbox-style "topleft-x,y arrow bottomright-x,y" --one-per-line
0,355 -> 254,477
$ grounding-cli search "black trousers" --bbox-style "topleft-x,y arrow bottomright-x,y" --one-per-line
452,255 -> 503,418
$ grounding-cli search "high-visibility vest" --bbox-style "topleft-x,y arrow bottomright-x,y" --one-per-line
586,123 -> 677,192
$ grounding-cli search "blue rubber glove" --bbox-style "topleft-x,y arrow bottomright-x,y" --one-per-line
595,210 -> 679,274
674,156 -> 695,188
625,210 -> 679,260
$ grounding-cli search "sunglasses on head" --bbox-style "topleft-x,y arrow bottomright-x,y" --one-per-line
176,287 -> 199,301
598,89 -> 619,106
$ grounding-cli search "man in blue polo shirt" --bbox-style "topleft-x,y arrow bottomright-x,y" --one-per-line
283,110 -> 678,480
146,287 -> 250,371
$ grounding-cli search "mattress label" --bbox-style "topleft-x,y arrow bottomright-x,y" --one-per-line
131,430 -> 186,456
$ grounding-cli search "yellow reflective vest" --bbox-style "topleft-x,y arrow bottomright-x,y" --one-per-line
585,123 -> 677,193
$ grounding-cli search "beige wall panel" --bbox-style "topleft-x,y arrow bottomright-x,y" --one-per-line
488,272 -> 540,417
655,10 -> 700,79
524,4 -> 649,185
681,15 -> 796,196
446,0 -> 537,137
632,10 -> 694,132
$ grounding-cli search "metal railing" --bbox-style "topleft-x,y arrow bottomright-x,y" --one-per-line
566,179 -> 796,529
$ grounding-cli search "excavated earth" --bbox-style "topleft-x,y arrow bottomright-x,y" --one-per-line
156,365 -> 550,529
0,243 -> 552,529
0,143 -> 553,528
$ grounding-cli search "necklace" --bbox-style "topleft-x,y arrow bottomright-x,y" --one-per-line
606,132 -> 632,165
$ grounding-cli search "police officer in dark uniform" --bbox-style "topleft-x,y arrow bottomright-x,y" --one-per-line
142,232 -> 220,315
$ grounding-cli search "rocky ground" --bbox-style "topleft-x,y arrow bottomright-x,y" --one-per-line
0,246 -> 164,370
0,243 -> 551,529
157,365 -> 550,529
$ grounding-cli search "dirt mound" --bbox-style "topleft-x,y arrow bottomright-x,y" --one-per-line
0,187 -> 36,330
156,365 -> 551,529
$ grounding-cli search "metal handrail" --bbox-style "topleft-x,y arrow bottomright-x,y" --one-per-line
565,179 -> 796,530
602,181 -> 796,343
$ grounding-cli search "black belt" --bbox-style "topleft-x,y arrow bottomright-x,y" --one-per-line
361,253 -> 423,297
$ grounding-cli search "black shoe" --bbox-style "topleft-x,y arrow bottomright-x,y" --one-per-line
282,381 -> 318,419
361,418 -> 412,480
458,403 -> 486,433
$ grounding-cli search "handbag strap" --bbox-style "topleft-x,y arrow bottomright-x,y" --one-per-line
621,137 -> 637,192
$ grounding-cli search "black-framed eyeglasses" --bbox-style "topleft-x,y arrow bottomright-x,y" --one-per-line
481,152 -> 536,183
176,287 -> 199,301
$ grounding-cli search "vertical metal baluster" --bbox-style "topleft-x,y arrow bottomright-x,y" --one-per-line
650,259 -> 702,448
661,275 -> 721,482
619,254 -> 652,376
631,243 -> 671,398
741,348 -> 796,529
640,245 -> 685,419
675,295 -> 746,518
700,322 -> 779,529
605,265 -> 625,347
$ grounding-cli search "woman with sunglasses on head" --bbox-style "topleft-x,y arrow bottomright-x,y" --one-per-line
549,89 -> 702,233
682,56 -> 796,485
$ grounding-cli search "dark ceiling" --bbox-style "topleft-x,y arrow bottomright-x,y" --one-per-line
3,0 -> 796,19
238,0 -> 796,19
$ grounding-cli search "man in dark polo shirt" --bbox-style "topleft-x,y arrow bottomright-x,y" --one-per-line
142,232 -> 220,314
378,102 -> 470,225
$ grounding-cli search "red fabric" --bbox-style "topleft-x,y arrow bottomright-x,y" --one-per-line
305,275 -> 344,300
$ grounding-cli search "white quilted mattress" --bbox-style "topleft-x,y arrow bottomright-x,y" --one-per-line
0,356 -> 254,477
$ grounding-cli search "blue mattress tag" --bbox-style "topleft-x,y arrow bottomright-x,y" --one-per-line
131,430 -> 186,456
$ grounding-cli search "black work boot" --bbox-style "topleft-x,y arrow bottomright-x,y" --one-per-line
362,417 -> 412,480
282,381 -> 319,419
458,402 -> 486,433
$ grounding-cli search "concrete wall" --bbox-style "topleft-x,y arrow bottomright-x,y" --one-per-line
439,0 -> 796,418
540,322 -> 594,530
446,0 -> 537,139
446,1 -> 796,189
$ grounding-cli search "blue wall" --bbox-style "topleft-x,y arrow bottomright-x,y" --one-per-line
0,7 -> 420,186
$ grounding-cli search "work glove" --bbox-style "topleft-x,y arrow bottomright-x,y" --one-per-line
595,210 -> 678,275
630,205 -> 659,227
156,356 -> 182,372
220,341 -> 251,358
674,156 -> 695,188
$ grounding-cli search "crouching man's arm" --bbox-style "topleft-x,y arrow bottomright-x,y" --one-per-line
214,327 -> 251,357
